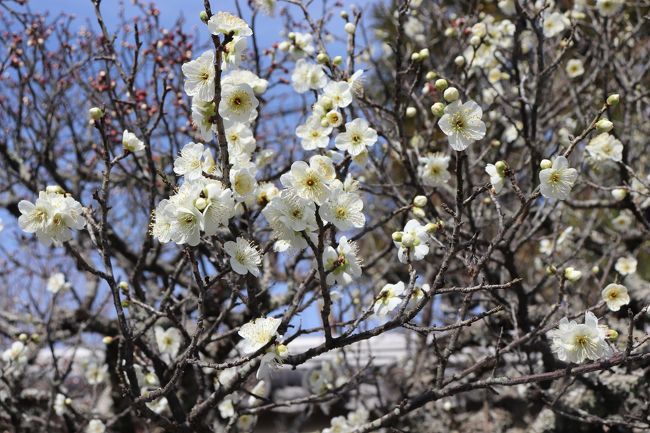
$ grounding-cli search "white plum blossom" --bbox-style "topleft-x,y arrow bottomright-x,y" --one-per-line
225,121 -> 256,157
86,420 -> 105,433
296,119 -> 332,150
253,0 -> 276,16
485,163 -> 506,193
547,312 -> 612,363
207,11 -> 252,37
585,133 -> 623,163
280,160 -> 332,205
2,341 -> 29,364
374,281 -> 405,316
224,237 -> 262,276
566,59 -> 585,78
238,317 -> 281,354
191,100 -> 217,141
394,219 -> 430,264
323,81 -> 353,109
596,0 -> 624,16
348,69 -> 365,97
169,203 -> 203,246
230,166 -> 258,201
47,272 -> 70,294
288,33 -> 315,58
542,11 -> 569,38
218,398 -> 235,418
182,50 -> 215,102
419,153 -> 451,186
53,393 -> 67,416
222,37 -> 247,71
122,129 -> 145,153
539,156 -> 578,200
291,60 -> 327,93
201,182 -> 236,234
18,191 -> 86,246
219,83 -> 259,123
323,236 -> 362,286
615,256 -> 637,276
262,190 -> 317,252
601,283 -> 630,311
155,326 -> 183,358
335,118 -> 378,156
173,142 -> 212,181
319,189 -> 366,231
438,100 -> 486,151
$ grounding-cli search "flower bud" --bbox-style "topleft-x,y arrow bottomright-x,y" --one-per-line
194,197 -> 209,211
278,41 -> 290,51
443,87 -> 459,102
102,336 -> 114,345
392,231 -> 404,242
46,185 -> 65,194
64,398 -> 72,405
605,329 -> 618,340
276,344 -> 289,359
121,300 -> 130,308
425,71 -> 437,81
19,333 -> 28,342
490,139 -> 501,147
340,10 -> 349,19
316,52 -> 329,64
412,207 -> 425,218
606,93 -> 620,106
611,188 -> 627,200
401,232 -> 416,248
89,107 -> 104,121
540,159 -> 552,170
495,160 -> 507,176
425,222 -> 439,233
199,11 -> 209,22
118,281 -> 129,293
546,265 -> 557,275
591,265 -> 600,274
418,48 -> 430,59
411,52 -> 421,61
454,55 -> 465,67
344,23 -> 356,34
288,32 -> 296,40
413,195 -> 427,207
332,56 -> 343,66
30,333 -> 40,343
596,119 -> 613,133
405,106 -> 417,118
434,79 -> 448,91
564,266 -> 582,282
430,102 -> 445,117
444,27 -> 457,37
469,35 -> 481,46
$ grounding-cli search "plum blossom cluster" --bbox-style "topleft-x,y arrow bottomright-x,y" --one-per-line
18,188 -> 86,246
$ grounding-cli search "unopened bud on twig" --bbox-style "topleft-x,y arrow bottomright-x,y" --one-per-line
596,119 -> 613,133
443,87 -> 459,102
431,102 -> 445,117
89,107 -> 104,121
606,93 -> 620,106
